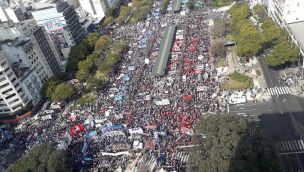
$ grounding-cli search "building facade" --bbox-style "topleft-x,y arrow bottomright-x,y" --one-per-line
0,18 -> 65,116
31,1 -> 85,58
79,0 -> 107,22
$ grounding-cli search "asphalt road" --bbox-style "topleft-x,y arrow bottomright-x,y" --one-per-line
239,55 -> 304,172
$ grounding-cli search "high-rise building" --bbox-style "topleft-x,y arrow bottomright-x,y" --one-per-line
0,18 -> 65,116
79,0 -> 106,22
31,1 -> 85,58
78,0 -> 120,23
56,0 -> 85,44
17,19 -> 64,79
0,38 -> 42,116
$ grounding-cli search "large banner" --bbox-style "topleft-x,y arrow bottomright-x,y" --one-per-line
46,18 -> 64,33
54,32 -> 68,48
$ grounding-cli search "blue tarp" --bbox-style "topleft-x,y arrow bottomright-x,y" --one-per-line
86,131 -> 97,140
102,125 -> 126,133
157,153 -> 166,162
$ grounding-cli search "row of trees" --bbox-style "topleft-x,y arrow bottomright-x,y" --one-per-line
43,32 -> 128,102
8,143 -> 70,172
103,0 -> 153,26
227,3 -> 300,67
212,0 -> 233,8
188,114 -> 281,172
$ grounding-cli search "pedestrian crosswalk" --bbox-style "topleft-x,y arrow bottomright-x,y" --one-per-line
276,140 -> 304,153
264,87 -> 291,96
170,152 -> 189,163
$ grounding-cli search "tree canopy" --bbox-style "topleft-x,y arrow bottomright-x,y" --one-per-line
103,16 -> 114,26
253,4 -> 267,22
42,76 -> 62,98
228,4 -> 262,58
86,33 -> 99,49
52,83 -> 75,102
8,143 -> 70,172
265,40 -> 300,67
229,3 -> 250,22
160,0 -> 170,14
236,23 -> 262,57
95,35 -> 112,52
188,114 -> 280,172
116,6 -> 131,24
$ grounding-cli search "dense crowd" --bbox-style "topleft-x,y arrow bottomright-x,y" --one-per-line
1,1 -> 225,172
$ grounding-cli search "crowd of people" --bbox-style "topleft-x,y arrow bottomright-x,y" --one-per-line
1,1 -> 226,172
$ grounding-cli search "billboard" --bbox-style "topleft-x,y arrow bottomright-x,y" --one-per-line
54,32 -> 68,48
46,18 -> 65,33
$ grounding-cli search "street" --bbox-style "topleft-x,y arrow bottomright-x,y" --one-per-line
231,55 -> 304,172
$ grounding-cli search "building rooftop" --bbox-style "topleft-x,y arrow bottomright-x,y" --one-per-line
288,21 -> 304,51
152,25 -> 176,76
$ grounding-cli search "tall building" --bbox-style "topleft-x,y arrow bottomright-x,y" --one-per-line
79,0 -> 106,23
0,18 -> 65,116
78,0 -> 120,23
0,38 -> 42,116
31,1 -> 85,58
17,19 -> 64,78
264,0 -> 304,60
56,0 -> 85,44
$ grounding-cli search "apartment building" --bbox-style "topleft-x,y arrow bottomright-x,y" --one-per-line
31,0 -> 85,58
0,39 -> 42,116
0,19 -> 64,116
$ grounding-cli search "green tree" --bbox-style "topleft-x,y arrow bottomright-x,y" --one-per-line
265,40 -> 300,67
188,114 -> 280,172
76,69 -> 90,81
236,25 -> 262,57
86,33 -> 99,49
112,41 -> 128,55
95,35 -> 112,52
229,3 -> 250,22
260,19 -> 282,47
8,143 -> 70,172
116,6 -> 131,24
66,41 -> 89,72
253,4 -> 267,22
52,83 -> 75,101
42,76 -> 62,98
187,0 -> 195,10
86,76 -> 104,91
160,0 -> 170,14
103,16 -> 114,26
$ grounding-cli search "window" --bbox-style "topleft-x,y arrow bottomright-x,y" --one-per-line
2,88 -> 13,95
12,104 -> 23,110
11,78 -> 16,82
0,83 -> 9,89
1,61 -> 7,67
9,98 -> 19,105
4,67 -> 9,72
0,77 -> 6,82
3,109 -> 10,112
5,93 -> 16,100
15,83 -> 20,88
8,72 -> 14,78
